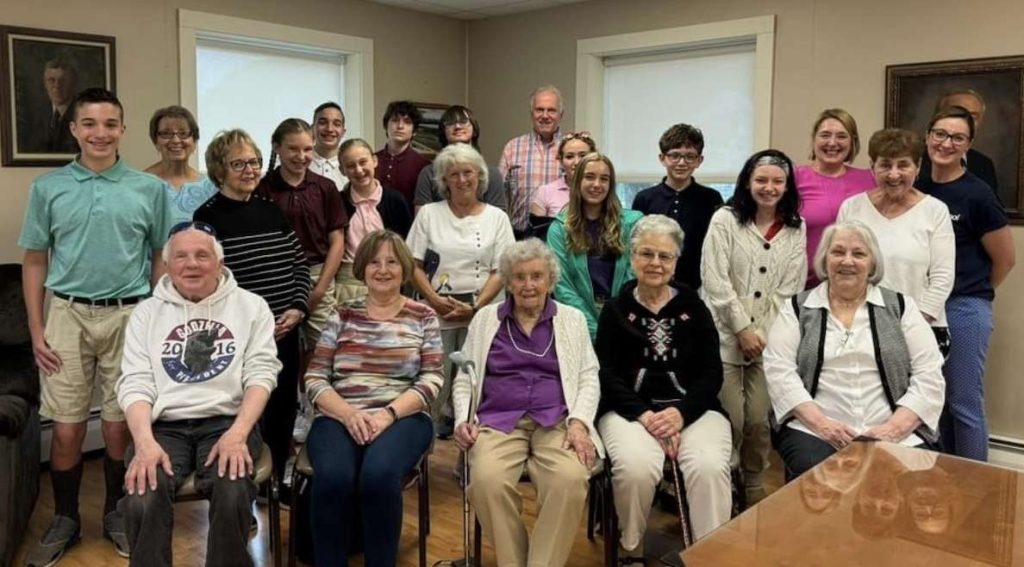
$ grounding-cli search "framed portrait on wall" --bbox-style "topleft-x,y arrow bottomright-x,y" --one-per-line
885,55 -> 1024,223
0,25 -> 116,167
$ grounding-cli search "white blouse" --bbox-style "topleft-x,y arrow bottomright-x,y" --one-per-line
837,193 -> 954,326
764,283 -> 945,447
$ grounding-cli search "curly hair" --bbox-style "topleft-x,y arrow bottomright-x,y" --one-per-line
204,129 -> 262,189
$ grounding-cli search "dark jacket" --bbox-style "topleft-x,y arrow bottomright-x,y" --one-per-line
340,184 -> 413,239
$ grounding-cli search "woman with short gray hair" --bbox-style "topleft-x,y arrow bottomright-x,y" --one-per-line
765,221 -> 945,480
407,142 -> 514,437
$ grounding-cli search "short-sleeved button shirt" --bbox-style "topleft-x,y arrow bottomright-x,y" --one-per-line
18,158 -> 173,298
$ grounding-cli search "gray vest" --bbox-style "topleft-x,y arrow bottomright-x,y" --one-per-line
788,287 -> 938,445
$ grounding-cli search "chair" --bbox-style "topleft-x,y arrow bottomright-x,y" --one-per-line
288,444 -> 431,567
175,441 -> 281,567
471,464 -> 617,567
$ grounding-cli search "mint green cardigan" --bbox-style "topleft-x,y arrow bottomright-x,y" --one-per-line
547,208 -> 644,340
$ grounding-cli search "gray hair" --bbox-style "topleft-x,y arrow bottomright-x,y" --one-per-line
432,143 -> 489,200
530,85 -> 563,112
162,227 -> 225,265
813,220 -> 885,284
630,214 -> 684,255
498,238 -> 560,288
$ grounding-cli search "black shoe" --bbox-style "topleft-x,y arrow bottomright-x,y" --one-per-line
25,515 -> 81,567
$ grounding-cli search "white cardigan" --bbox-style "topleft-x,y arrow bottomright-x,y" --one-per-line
451,300 -> 604,457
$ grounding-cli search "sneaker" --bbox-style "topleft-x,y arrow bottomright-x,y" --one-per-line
24,515 -> 81,567
103,511 -> 130,558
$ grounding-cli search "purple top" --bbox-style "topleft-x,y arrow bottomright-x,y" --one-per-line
477,297 -> 568,433
795,164 -> 875,287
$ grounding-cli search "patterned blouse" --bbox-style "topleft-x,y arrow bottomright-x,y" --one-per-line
305,297 -> 445,410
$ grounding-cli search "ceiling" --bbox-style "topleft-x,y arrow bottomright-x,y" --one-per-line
369,0 -> 590,20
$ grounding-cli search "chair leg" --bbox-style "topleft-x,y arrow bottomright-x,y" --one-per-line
288,473 -> 306,567
422,457 -> 431,535
587,477 -> 597,540
418,458 -> 429,567
603,473 -> 617,567
473,517 -> 482,567
269,469 -> 282,567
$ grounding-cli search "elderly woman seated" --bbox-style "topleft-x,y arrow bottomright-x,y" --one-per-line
764,220 -> 945,480
595,214 -> 733,564
452,238 -> 601,567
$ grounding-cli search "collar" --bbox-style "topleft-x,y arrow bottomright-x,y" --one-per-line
267,167 -> 312,192
497,295 -> 557,323
313,151 -> 339,167
70,157 -> 127,182
657,177 -> 698,195
804,282 -> 885,311
351,180 -> 383,205
529,129 -> 562,148
382,144 -> 413,160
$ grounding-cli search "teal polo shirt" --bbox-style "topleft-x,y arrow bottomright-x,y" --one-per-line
18,158 -> 173,299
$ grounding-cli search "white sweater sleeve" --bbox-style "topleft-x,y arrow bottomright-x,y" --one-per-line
117,301 -> 159,412
700,209 -> 751,334
917,202 -> 956,322
240,299 -> 282,395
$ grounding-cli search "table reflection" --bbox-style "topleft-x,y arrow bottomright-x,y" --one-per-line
681,441 -> 1019,566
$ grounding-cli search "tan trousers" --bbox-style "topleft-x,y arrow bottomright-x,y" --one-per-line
332,262 -> 366,305
468,417 -> 590,567
598,411 -> 732,548
718,361 -> 771,488
41,296 -> 134,422
304,263 -> 337,348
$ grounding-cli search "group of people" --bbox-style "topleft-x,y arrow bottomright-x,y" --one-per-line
17,80 -> 1014,567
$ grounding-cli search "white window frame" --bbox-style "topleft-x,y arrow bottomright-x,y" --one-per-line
177,9 -> 375,149
575,15 -> 775,185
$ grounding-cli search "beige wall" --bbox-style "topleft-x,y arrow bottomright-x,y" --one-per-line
0,0 -> 467,262
468,0 -> 1024,441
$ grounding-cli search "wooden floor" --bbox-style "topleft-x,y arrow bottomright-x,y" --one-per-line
15,439 -> 785,566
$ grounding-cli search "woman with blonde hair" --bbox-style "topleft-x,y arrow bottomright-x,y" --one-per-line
547,152 -> 642,340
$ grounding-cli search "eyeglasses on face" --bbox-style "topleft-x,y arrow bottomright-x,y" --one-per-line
928,128 -> 971,146
633,249 -> 678,264
157,130 -> 193,141
228,158 -> 262,172
663,151 -> 702,165
169,221 -> 218,238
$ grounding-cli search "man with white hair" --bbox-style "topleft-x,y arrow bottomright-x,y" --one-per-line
115,222 -> 281,567
499,85 -> 565,237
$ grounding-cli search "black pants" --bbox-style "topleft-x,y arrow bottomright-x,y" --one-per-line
262,327 -> 301,486
119,416 -> 262,567
775,427 -> 837,482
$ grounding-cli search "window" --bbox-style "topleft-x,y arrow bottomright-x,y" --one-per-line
575,16 -> 775,206
178,10 -> 374,171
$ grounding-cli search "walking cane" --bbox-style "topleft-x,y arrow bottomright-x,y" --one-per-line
433,351 -> 479,567
670,460 -> 695,548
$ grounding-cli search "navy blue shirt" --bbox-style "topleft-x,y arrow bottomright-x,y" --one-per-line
631,179 -> 723,290
585,218 -> 617,301
919,171 -> 1007,300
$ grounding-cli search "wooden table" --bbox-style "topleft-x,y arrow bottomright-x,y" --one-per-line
681,441 -> 1022,566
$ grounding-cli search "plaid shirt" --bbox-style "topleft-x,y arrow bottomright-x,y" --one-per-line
498,130 -> 563,231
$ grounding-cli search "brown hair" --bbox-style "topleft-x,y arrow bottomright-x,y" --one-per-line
809,108 -> 861,162
867,128 -> 924,163
148,105 -> 200,144
352,230 -> 415,285
564,153 -> 624,256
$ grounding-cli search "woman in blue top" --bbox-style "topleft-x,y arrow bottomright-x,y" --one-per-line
547,152 -> 642,340
918,105 -> 1016,462
144,105 -> 218,224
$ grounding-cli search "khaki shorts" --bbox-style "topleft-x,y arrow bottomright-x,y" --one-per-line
305,263 -> 338,348
332,262 -> 367,305
40,296 -> 134,423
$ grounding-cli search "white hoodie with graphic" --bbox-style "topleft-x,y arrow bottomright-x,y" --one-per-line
117,267 -> 281,422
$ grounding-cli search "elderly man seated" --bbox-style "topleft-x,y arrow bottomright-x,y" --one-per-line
115,222 -> 281,567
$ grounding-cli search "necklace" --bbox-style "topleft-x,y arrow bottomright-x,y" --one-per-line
506,319 -> 554,358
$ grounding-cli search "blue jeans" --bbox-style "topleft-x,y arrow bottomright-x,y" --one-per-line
307,412 -> 432,567
940,295 -> 994,461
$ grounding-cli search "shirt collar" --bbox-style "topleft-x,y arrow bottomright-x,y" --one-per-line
70,156 -> 126,182
268,168 -> 312,192
529,129 -> 562,148
351,180 -> 383,205
498,295 -> 557,322
804,282 -> 885,311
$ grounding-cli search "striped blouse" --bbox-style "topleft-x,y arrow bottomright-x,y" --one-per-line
305,297 -> 445,410
193,192 -> 311,317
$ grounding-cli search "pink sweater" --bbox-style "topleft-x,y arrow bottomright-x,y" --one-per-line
795,165 -> 875,287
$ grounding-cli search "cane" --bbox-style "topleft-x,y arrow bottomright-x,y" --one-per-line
670,460 -> 695,548
433,351 -> 479,567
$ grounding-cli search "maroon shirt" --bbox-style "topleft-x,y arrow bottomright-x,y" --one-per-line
477,297 -> 568,433
375,145 -> 430,206
255,169 -> 348,264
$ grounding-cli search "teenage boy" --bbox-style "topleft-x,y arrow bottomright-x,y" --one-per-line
375,100 -> 430,207
20,87 -> 172,566
631,123 -> 723,290
310,101 -> 349,190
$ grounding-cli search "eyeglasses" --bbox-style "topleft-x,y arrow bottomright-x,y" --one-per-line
634,249 -> 678,264
156,130 -> 193,141
928,128 -> 971,146
662,151 -> 701,165
169,221 -> 217,238
443,118 -> 471,127
228,158 -> 262,172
